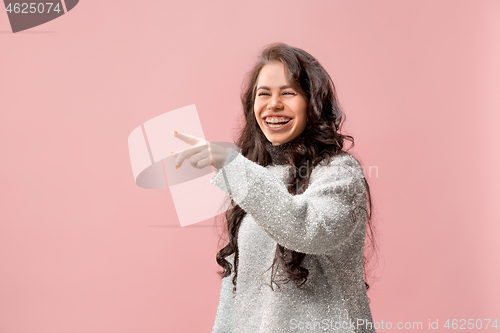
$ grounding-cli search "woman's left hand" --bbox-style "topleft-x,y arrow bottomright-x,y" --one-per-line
171,130 -> 229,169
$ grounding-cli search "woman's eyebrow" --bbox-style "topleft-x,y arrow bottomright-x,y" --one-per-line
256,85 -> 292,91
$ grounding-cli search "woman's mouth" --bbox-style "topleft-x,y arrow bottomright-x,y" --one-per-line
263,117 -> 293,131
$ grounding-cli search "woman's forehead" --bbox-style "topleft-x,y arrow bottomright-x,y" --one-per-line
257,62 -> 291,85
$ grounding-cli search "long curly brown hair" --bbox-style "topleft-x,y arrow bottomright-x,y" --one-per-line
215,42 -> 377,293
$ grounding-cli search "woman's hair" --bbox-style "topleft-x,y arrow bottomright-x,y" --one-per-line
215,42 -> 377,293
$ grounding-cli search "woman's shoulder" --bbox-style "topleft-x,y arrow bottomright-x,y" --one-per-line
312,151 -> 365,180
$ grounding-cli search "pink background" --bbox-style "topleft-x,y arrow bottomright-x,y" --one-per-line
1,0 -> 499,332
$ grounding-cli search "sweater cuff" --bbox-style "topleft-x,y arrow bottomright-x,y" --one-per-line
214,147 -> 239,171
210,148 -> 246,200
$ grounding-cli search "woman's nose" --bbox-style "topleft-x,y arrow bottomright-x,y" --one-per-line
268,96 -> 284,109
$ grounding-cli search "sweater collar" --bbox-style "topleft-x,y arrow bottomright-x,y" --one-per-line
264,139 -> 297,166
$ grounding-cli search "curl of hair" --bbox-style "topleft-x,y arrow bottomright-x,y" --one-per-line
215,42 -> 377,294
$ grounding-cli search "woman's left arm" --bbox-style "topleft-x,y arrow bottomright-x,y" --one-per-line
210,148 -> 367,256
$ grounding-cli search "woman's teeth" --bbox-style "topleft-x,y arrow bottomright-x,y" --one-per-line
268,123 -> 287,128
265,117 -> 291,128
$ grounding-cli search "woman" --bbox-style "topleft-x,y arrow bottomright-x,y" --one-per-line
172,42 -> 377,332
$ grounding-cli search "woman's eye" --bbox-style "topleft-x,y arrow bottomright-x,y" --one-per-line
258,92 -> 296,96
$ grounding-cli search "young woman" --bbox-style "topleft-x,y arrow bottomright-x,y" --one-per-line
172,42 -> 377,333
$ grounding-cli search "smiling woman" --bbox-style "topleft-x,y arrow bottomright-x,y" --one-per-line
172,42 -> 378,333
254,61 -> 309,145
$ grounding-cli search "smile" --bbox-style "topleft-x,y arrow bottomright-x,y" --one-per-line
263,117 -> 294,131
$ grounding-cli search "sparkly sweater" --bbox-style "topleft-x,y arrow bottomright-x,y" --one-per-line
209,140 -> 376,333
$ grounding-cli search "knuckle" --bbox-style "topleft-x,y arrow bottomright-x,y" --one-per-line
190,156 -> 197,167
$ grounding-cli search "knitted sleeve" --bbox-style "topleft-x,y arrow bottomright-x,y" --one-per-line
210,148 -> 367,256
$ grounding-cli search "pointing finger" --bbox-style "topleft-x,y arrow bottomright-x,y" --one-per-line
172,130 -> 202,145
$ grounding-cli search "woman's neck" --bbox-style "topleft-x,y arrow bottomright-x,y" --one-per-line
264,139 -> 297,165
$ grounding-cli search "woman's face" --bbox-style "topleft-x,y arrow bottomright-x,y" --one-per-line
254,61 -> 308,146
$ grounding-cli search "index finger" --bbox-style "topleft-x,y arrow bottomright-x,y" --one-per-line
172,130 -> 203,145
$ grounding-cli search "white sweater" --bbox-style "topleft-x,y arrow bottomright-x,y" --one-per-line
209,144 -> 376,333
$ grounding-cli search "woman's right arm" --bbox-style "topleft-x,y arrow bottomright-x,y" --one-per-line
212,253 -> 235,333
